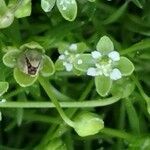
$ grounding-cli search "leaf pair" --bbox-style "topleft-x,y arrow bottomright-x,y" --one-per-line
41,0 -> 77,21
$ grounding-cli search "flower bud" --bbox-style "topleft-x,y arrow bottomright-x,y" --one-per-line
74,111 -> 104,137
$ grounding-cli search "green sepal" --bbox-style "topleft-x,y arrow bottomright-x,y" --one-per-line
3,50 -> 20,68
117,57 -> 134,76
14,68 -> 38,87
20,41 -> 45,53
55,59 -> 65,71
0,9 -> 14,29
111,78 -> 135,98
58,42 -> 69,54
74,111 -> 104,137
41,0 -> 56,12
0,0 -> 7,13
74,54 -> 95,72
15,0 -> 32,18
73,68 -> 82,76
95,75 -> 112,97
2,46 -> 19,53
0,82 -> 9,96
40,55 -> 55,77
56,0 -> 77,21
69,42 -> 88,53
96,36 -> 114,54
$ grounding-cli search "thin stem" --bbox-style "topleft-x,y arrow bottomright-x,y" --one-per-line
131,75 -> 149,102
4,88 -> 24,99
100,127 -> 137,141
0,95 -> 120,108
38,76 -> 75,128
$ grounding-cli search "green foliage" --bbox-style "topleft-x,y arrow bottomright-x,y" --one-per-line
0,81 -> 9,96
0,0 -> 150,149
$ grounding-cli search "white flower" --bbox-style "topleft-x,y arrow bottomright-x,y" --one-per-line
86,50 -> 122,80
77,59 -> 83,64
108,51 -> 120,61
87,67 -> 102,76
91,51 -> 102,59
58,49 -> 76,72
87,67 -> 97,76
110,68 -> 122,80
63,62 -> 73,72
69,44 -> 77,51
59,54 -> 65,60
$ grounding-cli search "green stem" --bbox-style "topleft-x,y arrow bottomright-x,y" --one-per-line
4,88 -> 24,99
100,127 -> 137,141
0,95 -> 120,108
38,76 -> 75,128
131,75 -> 150,102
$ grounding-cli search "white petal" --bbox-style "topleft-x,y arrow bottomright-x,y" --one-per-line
0,99 -> 6,103
63,62 -> 73,72
59,54 -> 65,60
64,50 -> 69,55
77,59 -> 83,64
108,51 -> 120,61
110,68 -> 122,80
69,44 -> 77,51
87,67 -> 97,76
91,51 -> 102,59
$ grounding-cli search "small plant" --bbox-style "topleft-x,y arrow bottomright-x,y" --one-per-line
0,0 -> 150,149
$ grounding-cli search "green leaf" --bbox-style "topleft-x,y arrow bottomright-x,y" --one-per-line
96,36 -> 114,54
117,57 -> 134,76
15,0 -> 32,18
131,0 -> 143,8
56,0 -> 77,21
55,59 -> 65,71
20,41 -> 45,53
14,68 -> 37,87
103,2 -> 128,24
95,75 -> 112,97
41,0 -> 56,12
40,55 -> 55,77
74,42 -> 88,53
121,39 -> 150,55
74,111 -> 104,137
0,111 -> 2,121
74,54 -> 95,72
124,98 -> 140,134
0,0 -> 7,13
111,78 -> 135,98
58,42 -> 69,54
0,82 -> 9,96
3,50 -> 20,68
0,9 -> 14,29
16,108 -> 24,126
